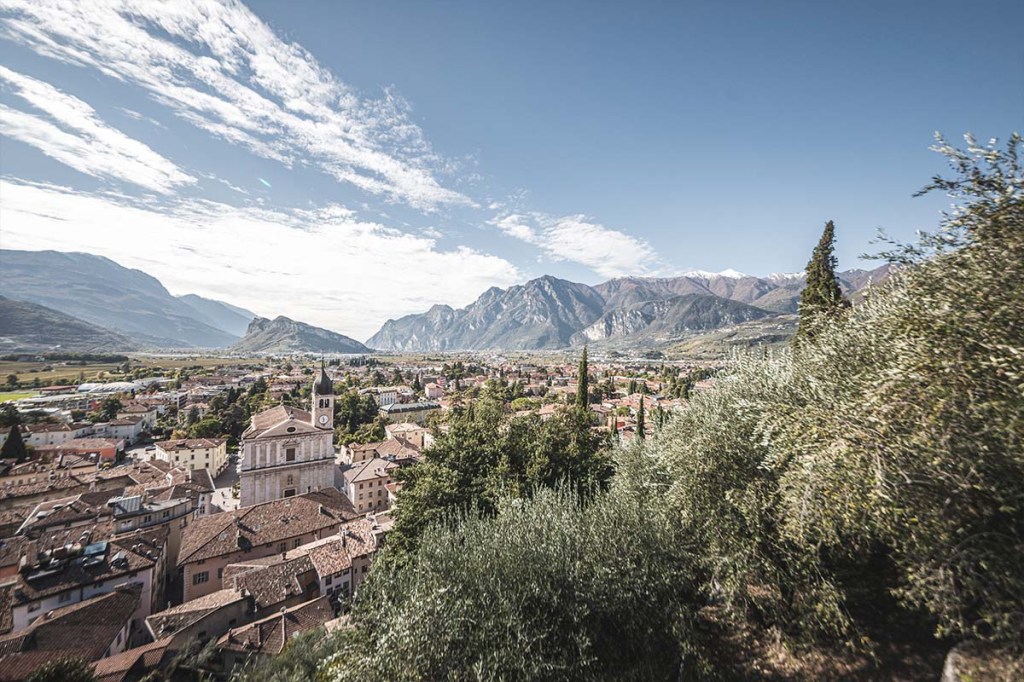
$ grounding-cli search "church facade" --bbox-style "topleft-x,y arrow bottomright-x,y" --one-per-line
238,365 -> 337,508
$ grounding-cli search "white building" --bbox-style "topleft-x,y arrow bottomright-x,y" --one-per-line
424,382 -> 443,400
154,437 -> 229,477
238,366 -> 336,507
22,422 -> 93,449
98,417 -> 146,444
360,386 -> 398,407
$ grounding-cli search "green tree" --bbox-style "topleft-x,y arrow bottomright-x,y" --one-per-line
576,346 -> 590,408
5,374 -> 17,389
97,396 -> 123,421
0,423 -> 28,462
796,220 -> 850,339
636,395 -> 645,440
388,397 -> 611,555
189,416 -> 224,438
324,488 -> 700,681
26,656 -> 95,682
0,403 -> 21,428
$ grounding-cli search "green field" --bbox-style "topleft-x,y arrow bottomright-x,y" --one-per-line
0,391 -> 36,402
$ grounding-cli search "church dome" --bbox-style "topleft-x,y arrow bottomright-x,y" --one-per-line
314,364 -> 333,395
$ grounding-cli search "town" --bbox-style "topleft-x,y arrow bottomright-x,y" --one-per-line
0,350 -> 717,680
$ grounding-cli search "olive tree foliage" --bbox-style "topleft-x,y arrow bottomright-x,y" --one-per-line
386,396 -> 612,556
654,132 -> 1024,646
321,481 -> 702,681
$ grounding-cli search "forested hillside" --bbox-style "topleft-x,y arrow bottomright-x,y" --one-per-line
238,135 -> 1023,680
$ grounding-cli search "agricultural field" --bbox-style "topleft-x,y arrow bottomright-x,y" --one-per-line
0,391 -> 36,403
0,354 -> 261,388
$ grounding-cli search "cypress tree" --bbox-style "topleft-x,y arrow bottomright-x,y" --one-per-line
1,423 -> 28,463
797,220 -> 851,339
576,346 -> 590,409
636,396 -> 645,440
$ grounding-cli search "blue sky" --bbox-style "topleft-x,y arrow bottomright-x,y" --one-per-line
0,0 -> 1020,339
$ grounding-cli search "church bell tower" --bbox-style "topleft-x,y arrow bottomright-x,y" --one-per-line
312,361 -> 334,430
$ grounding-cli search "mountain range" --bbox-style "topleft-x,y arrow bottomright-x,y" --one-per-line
0,249 -> 890,355
0,295 -> 138,353
230,316 -> 370,354
0,250 -> 364,353
0,250 -> 249,348
367,266 -> 890,351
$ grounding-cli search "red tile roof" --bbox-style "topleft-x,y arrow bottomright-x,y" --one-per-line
178,488 -> 357,566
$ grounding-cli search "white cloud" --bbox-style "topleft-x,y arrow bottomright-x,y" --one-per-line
0,0 -> 471,210
0,178 -> 522,339
119,107 -> 166,128
0,66 -> 194,193
489,212 -> 660,278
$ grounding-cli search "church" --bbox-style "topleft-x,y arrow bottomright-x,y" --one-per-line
238,364 -> 337,507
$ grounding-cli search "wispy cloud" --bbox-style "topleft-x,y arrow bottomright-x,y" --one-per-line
490,212 -> 660,278
0,66 -> 195,193
0,0 -> 471,210
0,178 -> 521,339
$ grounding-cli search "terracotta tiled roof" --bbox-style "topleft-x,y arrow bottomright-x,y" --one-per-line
244,405 -> 312,438
21,423 -> 73,434
217,596 -> 333,656
0,585 -> 14,636
92,637 -> 174,682
0,538 -> 29,581
145,588 -> 247,639
0,473 -> 93,500
385,422 -> 426,434
230,555 -> 316,610
0,584 -> 140,677
178,488 -> 357,566
9,527 -> 166,606
224,519 -> 376,597
154,438 -> 226,451
342,458 -> 392,486
374,438 -> 420,460
59,438 -> 122,450
17,490 -> 117,538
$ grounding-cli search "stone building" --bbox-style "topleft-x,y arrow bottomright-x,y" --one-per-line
239,366 -> 336,507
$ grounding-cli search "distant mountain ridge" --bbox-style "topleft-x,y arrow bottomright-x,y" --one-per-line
230,316 -> 371,354
574,294 -> 778,346
368,275 -> 607,351
0,296 -> 137,353
367,266 -> 890,351
0,250 -> 244,348
176,294 -> 256,337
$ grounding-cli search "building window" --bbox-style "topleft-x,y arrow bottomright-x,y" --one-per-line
326,576 -> 333,586
284,488 -> 296,498
193,571 -> 209,585
292,538 -> 301,548
286,447 -> 296,462
217,567 -> 223,579
286,475 -> 294,485
278,542 -> 287,552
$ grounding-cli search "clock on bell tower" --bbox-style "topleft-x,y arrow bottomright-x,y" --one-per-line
312,361 -> 335,430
